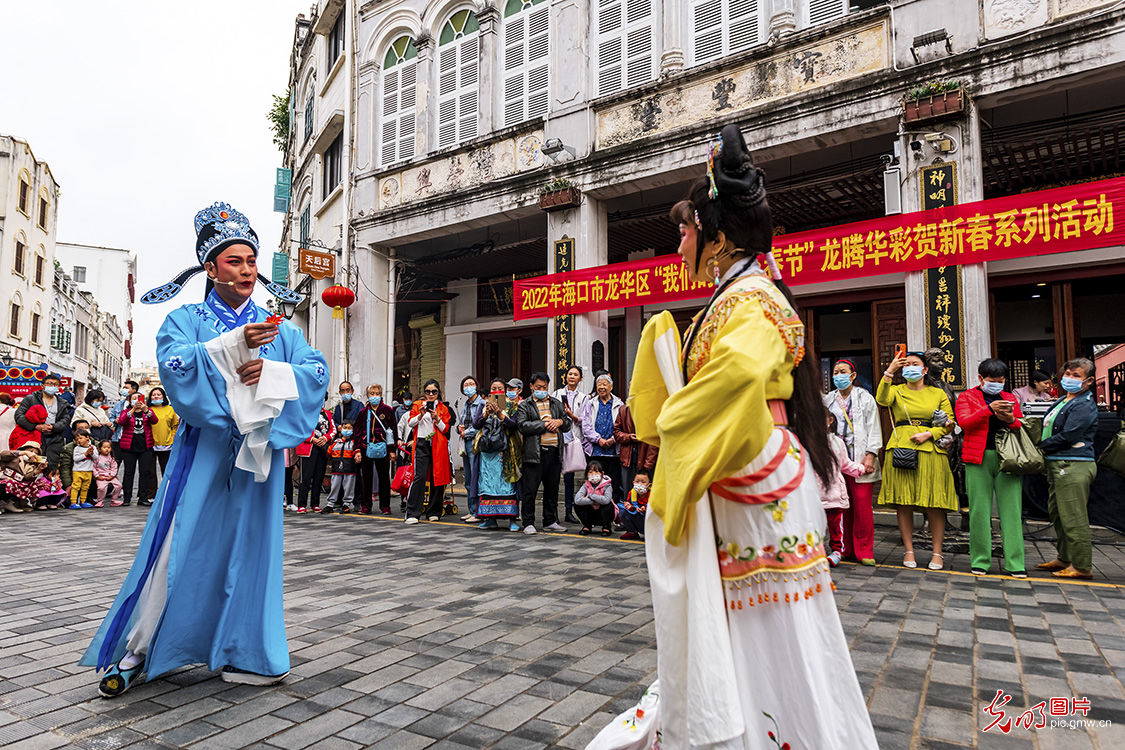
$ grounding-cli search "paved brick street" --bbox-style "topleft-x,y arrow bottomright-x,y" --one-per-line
1,509 -> 1123,749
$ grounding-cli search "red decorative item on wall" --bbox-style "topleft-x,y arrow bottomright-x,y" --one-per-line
321,284 -> 356,319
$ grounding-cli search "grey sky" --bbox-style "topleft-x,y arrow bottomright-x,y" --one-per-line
2,1 -> 309,365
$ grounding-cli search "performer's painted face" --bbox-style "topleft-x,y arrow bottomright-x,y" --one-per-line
677,221 -> 724,285
206,244 -> 258,303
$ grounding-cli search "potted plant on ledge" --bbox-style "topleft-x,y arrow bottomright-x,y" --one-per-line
539,177 -> 581,212
903,80 -> 965,123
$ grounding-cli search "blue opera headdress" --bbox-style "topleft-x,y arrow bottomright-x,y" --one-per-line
140,201 -> 301,305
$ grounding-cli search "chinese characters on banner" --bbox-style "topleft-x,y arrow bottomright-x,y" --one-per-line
554,237 -> 575,385
925,267 -> 966,388
512,176 -> 1123,321
919,162 -> 964,386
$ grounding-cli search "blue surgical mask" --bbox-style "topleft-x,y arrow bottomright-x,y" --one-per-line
43,386 -> 59,396
506,390 -> 518,399
150,398 -> 165,406
902,366 -> 924,383
120,388 -> 130,397
463,386 -> 476,398
981,381 -> 1004,396
832,374 -> 853,390
340,393 -> 352,403
91,401 -> 103,409
369,395 -> 382,406
533,390 -> 548,400
1060,376 -> 1084,394
341,429 -> 353,438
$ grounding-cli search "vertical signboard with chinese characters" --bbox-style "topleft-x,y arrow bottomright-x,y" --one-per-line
924,266 -> 966,388
553,237 -> 575,386
919,161 -> 965,387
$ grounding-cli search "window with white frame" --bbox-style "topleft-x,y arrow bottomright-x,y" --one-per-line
502,0 -> 550,127
327,12 -> 345,72
30,309 -> 41,345
304,93 -> 314,143
299,205 -> 311,247
381,36 -> 419,166
596,0 -> 654,97
437,10 -> 480,149
323,133 -> 343,197
690,0 -> 761,66
13,235 -> 26,276
807,0 -> 848,27
73,265 -> 87,283
9,300 -> 21,338
17,171 -> 31,215
34,249 -> 45,286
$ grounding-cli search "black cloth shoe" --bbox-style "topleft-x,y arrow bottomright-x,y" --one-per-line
319,506 -> 335,514
565,514 -> 579,524
137,499 -> 153,507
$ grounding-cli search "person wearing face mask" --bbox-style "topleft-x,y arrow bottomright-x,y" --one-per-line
404,379 -> 455,523
554,365 -> 589,524
822,359 -> 882,566
322,421 -> 359,513
109,381 -> 140,461
332,381 -> 363,433
15,373 -> 73,470
145,388 -> 180,485
582,372 -> 624,504
615,469 -> 651,540
1035,358 -> 1099,580
456,376 -> 485,523
473,378 -> 523,530
956,359 -> 1026,577
357,383 -> 397,514
73,389 -> 114,444
878,351 -> 957,570
515,372 -> 571,534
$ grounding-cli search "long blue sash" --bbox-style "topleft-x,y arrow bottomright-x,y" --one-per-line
96,426 -> 201,671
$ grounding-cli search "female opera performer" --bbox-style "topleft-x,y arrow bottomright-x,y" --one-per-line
81,202 -> 329,697
623,125 -> 877,748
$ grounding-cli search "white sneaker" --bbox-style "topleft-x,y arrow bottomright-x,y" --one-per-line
220,667 -> 289,685
523,525 -> 537,535
544,522 -> 566,532
286,504 -> 297,512
404,517 -> 419,525
428,516 -> 440,522
464,515 -> 480,523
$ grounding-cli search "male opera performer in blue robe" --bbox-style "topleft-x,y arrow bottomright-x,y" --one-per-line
81,202 -> 328,696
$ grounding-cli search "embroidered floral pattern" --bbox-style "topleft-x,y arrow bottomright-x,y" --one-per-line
163,356 -> 185,373
763,712 -> 791,750
686,274 -> 806,380
313,362 -> 327,383
716,529 -> 826,581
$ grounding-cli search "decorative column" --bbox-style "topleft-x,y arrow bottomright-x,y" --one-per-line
768,0 -> 797,39
414,34 -> 435,159
660,0 -> 686,76
476,5 -> 500,136
547,195 -> 608,386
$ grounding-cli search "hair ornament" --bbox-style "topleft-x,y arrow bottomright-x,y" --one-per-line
764,251 -> 783,281
706,133 -> 723,199
693,209 -> 703,231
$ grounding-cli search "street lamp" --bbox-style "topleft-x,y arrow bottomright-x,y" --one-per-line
279,298 -> 298,319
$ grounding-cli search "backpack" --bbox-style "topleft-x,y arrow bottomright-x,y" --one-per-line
476,414 -> 506,453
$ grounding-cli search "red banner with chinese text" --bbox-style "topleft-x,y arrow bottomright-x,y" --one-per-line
513,176 -> 1122,321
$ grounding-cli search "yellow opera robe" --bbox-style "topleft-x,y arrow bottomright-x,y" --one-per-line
626,271 -> 878,750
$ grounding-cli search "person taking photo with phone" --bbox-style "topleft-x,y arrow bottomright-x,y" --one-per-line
404,379 -> 454,524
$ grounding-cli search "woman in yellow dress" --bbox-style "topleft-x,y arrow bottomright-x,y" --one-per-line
877,352 -> 957,570
609,125 -> 877,750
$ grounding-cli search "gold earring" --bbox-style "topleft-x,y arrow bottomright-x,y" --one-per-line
706,255 -> 720,284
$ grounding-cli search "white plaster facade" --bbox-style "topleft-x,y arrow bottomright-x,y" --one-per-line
277,0 -> 1125,398
54,242 -> 136,371
0,135 -> 58,369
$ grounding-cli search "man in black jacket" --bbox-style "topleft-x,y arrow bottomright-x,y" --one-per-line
15,373 -> 73,469
515,372 -> 572,534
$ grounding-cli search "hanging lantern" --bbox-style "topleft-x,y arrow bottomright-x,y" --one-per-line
321,284 -> 356,319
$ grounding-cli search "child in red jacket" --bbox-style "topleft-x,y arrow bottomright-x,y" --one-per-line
9,404 -> 46,450
322,421 -> 358,513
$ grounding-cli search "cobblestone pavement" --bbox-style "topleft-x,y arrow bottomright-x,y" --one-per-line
1,508 -> 1123,749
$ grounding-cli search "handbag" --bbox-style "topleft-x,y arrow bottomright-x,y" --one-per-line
476,415 -> 506,453
996,426 -> 1046,475
1097,421 -> 1125,477
563,436 -> 587,474
890,400 -> 919,470
365,412 -> 389,459
391,464 -> 413,495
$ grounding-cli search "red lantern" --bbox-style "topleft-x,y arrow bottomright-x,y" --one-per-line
321,284 -> 356,320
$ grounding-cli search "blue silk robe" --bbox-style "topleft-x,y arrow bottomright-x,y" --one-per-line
80,296 -> 328,679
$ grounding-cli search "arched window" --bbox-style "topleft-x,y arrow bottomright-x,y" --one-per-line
34,245 -> 46,287
9,293 -> 22,339
304,92 -> 315,144
17,169 -> 31,215
381,36 -> 419,166
596,0 -> 654,97
690,0 -> 760,66
502,0 -> 550,127
13,232 -> 27,276
37,187 -> 50,230
437,10 -> 480,148
30,303 -> 42,346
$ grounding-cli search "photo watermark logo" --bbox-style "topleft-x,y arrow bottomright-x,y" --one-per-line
982,690 -> 1112,733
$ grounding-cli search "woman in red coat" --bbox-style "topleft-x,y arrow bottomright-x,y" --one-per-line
403,379 -> 454,524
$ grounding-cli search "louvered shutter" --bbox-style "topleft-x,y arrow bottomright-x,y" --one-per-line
691,0 -> 723,65
381,68 -> 400,165
458,36 -> 479,141
437,29 -> 480,148
526,5 -> 550,118
728,0 -> 759,54
597,0 -> 652,96
397,63 -> 417,161
502,14 -> 526,126
808,0 -> 846,26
